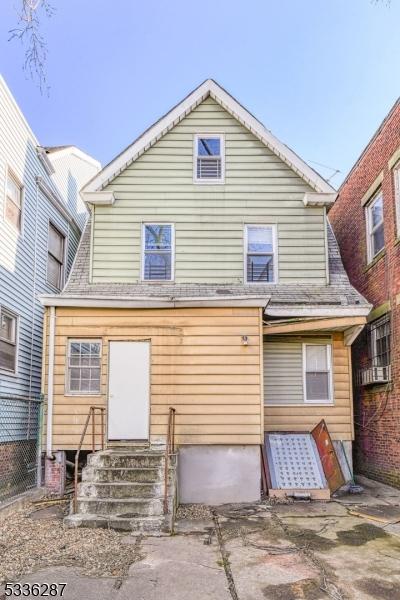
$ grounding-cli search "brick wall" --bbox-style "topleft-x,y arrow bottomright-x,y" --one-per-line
329,99 -> 400,487
45,451 -> 66,496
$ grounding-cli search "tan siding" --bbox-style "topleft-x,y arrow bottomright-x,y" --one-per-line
92,97 -> 326,285
44,306 -> 262,450
264,333 -> 353,440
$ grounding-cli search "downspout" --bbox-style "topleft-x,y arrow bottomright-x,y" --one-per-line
324,207 -> 330,285
29,181 -> 40,396
46,305 -> 56,458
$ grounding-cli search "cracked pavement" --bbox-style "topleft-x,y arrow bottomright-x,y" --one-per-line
2,476 -> 400,599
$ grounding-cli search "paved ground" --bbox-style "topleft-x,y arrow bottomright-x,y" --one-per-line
2,476 -> 400,599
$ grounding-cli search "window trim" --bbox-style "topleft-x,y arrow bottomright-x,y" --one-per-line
65,338 -> 102,396
193,133 -> 225,184
141,223 -> 175,282
302,343 -> 333,405
244,224 -> 278,284
46,221 -> 67,291
0,306 -> 19,376
366,191 -> 384,263
4,167 -> 24,234
394,162 -> 400,237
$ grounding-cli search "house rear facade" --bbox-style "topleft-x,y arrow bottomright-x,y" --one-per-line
0,75 -> 100,498
41,80 -> 370,506
329,98 -> 400,488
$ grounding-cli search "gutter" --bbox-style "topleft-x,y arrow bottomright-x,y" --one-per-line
36,177 -> 81,232
46,306 -> 56,459
265,305 -> 372,318
39,294 -> 270,309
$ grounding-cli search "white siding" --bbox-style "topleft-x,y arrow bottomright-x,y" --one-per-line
0,76 -> 97,397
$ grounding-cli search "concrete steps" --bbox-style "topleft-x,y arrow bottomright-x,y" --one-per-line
65,447 -> 177,534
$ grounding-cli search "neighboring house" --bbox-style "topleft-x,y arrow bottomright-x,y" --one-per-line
0,75 -> 100,497
329,99 -> 400,488
40,79 -> 370,518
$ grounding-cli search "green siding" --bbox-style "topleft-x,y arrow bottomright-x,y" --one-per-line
93,97 -> 326,284
264,336 -> 331,405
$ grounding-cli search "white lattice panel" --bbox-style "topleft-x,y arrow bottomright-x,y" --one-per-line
267,433 -> 325,489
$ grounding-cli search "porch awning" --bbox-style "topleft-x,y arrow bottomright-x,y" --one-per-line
263,316 -> 367,346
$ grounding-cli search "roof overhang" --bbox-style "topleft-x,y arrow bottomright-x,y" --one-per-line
37,146 -> 55,176
36,177 -> 81,231
263,315 -> 367,346
82,191 -> 116,205
82,79 -> 336,197
303,192 -> 337,207
39,294 -> 270,309
265,305 -> 371,318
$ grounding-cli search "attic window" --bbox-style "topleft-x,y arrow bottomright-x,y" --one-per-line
194,134 -> 224,183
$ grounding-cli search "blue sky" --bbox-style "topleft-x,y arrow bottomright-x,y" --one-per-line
1,0 -> 399,186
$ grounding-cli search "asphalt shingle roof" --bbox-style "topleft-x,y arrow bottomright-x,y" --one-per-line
61,219 -> 368,310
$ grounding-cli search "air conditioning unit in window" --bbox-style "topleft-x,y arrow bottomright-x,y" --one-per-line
359,365 -> 391,386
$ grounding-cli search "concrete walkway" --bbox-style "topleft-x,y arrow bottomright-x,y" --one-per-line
2,477 -> 400,599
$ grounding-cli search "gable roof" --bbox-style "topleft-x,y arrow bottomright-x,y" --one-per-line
82,79 -> 336,197
45,145 -> 101,169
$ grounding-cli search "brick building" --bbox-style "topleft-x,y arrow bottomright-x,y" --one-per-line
329,98 -> 400,487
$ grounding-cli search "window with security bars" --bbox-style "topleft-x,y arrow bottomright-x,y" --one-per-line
194,135 -> 224,182
142,224 -> 173,281
303,344 -> 332,403
245,225 -> 276,283
6,170 -> 23,231
369,314 -> 390,368
0,307 -> 18,373
67,340 -> 101,394
47,223 -> 65,289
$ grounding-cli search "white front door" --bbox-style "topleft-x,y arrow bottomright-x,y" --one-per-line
108,341 -> 150,440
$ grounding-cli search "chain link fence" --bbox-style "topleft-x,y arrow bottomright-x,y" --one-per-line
0,394 -> 43,501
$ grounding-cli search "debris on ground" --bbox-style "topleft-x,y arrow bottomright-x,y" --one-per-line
264,495 -> 295,506
176,503 -> 211,520
0,503 -> 142,583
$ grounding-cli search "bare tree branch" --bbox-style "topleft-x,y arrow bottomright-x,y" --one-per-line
9,0 -> 55,94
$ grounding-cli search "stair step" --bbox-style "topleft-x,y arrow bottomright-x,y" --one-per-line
88,451 -> 175,469
82,466 -> 170,483
64,513 -> 169,534
67,448 -> 177,534
76,496 -> 171,517
79,481 -> 172,499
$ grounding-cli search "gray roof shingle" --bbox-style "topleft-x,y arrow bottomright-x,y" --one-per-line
61,219 -> 368,310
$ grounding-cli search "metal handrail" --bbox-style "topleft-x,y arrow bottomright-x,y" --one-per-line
73,406 -> 106,513
163,407 -> 176,515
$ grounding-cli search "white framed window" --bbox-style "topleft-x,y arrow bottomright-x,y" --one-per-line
5,169 -> 23,232
394,163 -> 400,236
66,340 -> 102,395
193,134 -> 224,183
142,223 -> 174,281
303,344 -> 333,404
0,306 -> 18,374
366,191 -> 384,262
244,224 -> 277,283
47,222 -> 66,290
